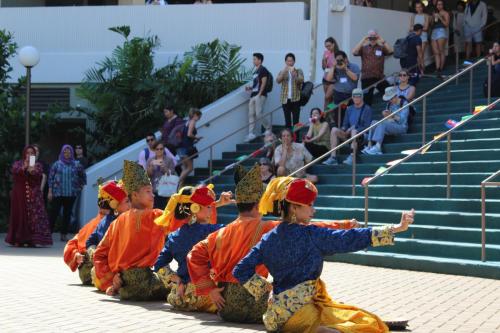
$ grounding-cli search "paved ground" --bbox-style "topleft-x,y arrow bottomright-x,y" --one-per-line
1,236 -> 500,333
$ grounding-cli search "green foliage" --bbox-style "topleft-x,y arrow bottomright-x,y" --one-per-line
0,29 -> 63,231
77,27 -> 250,162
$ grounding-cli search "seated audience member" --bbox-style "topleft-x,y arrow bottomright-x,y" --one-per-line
178,108 -> 203,188
262,130 -> 277,160
325,50 -> 360,126
138,133 -> 176,170
259,157 -> 275,185
323,89 -> 372,166
303,108 -> 331,159
396,69 -> 417,102
161,105 -> 185,155
147,141 -> 176,209
363,87 -> 410,155
274,128 -> 318,183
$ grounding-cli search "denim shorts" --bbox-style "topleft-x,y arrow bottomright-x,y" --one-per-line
464,25 -> 483,43
431,27 -> 448,41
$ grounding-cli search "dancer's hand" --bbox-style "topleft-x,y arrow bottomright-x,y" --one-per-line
75,253 -> 84,265
217,191 -> 235,207
349,219 -> 360,228
177,283 -> 186,298
393,209 -> 415,233
112,273 -> 122,291
209,287 -> 225,310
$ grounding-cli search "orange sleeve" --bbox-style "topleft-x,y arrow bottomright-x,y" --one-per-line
311,220 -> 356,230
93,226 -> 115,292
63,236 -> 80,272
187,239 -> 217,296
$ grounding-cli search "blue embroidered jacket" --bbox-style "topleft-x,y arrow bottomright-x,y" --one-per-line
86,214 -> 117,249
233,222 -> 374,295
154,223 -> 225,284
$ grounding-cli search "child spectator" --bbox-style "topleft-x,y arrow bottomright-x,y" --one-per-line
303,108 -> 331,159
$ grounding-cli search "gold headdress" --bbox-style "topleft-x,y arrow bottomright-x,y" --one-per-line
234,164 -> 264,204
122,160 -> 151,194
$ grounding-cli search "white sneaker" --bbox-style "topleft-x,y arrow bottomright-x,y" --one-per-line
366,145 -> 382,155
361,146 -> 371,154
244,133 -> 257,143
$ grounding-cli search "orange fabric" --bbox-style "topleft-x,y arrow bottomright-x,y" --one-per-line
187,218 -> 356,296
93,208 -> 166,291
63,213 -> 103,272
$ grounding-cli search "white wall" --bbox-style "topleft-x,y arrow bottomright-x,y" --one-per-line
0,4 -> 311,84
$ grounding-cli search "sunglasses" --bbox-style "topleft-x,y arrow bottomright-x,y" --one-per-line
75,146 -> 82,149
399,73 -> 408,77
146,138 -> 155,142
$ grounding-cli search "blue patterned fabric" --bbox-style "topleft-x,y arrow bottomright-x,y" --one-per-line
154,223 -> 225,284
86,214 -> 116,249
48,160 -> 86,197
234,222 -> 372,295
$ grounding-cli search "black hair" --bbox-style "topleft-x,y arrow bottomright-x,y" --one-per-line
163,104 -> 177,114
413,23 -> 424,32
236,202 -> 258,213
336,50 -> 348,60
174,187 -> 195,220
146,132 -> 156,139
310,107 -> 326,123
253,53 -> 264,62
285,53 -> 295,62
413,0 -> 425,11
281,200 -> 293,221
280,128 -> 293,137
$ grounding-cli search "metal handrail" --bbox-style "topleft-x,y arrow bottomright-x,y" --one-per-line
290,57 -> 488,179
480,169 -> 500,261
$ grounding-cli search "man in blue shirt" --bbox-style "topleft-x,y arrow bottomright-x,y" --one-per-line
323,88 -> 372,166
401,24 -> 423,85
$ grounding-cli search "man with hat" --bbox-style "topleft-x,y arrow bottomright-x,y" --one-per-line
93,161 -> 170,301
362,86 -> 410,155
187,167 -> 358,323
323,88 -> 373,166
63,180 -> 128,285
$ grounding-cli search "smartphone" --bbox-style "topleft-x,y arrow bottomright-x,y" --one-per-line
29,155 -> 36,167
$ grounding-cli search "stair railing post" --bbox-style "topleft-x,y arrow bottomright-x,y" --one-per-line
469,67 -> 473,112
352,144 -> 357,197
209,146 -> 213,178
422,96 -> 427,146
487,57 -> 492,105
481,182 -> 486,261
364,185 -> 369,227
446,133 -> 451,199
455,45 -> 459,85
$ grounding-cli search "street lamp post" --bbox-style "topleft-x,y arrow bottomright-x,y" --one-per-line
19,46 -> 40,146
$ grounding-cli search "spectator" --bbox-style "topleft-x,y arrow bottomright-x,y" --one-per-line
325,50 -> 360,126
178,108 -> 203,188
303,108 -> 331,159
74,145 -> 89,169
453,1 -> 466,56
322,37 -> 339,114
464,0 -> 488,60
274,128 -> 318,183
138,133 -> 176,170
402,24 -> 424,83
276,53 -> 304,132
396,69 -> 417,102
323,89 -> 372,166
161,105 -> 186,155
352,29 -> 393,106
245,53 -> 270,143
48,145 -> 87,241
147,141 -> 176,209
5,145 -> 52,247
363,87 -> 410,155
430,0 -> 450,74
259,157 -> 275,185
411,2 -> 430,70
262,130 -> 277,160
488,42 -> 500,96
32,144 -> 49,207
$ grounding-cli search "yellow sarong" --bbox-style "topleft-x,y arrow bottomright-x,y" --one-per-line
280,279 -> 389,333
167,282 -> 217,314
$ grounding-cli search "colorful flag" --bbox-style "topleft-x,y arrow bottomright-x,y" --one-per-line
361,177 -> 373,186
375,166 -> 387,176
386,159 -> 403,166
326,103 -> 337,111
236,155 -> 248,162
401,149 -> 419,155
445,119 -> 458,129
292,122 -> 305,132
461,115 -> 473,122
212,170 -> 221,176
473,105 -> 488,115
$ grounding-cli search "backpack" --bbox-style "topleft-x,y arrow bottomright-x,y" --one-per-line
167,120 -> 186,148
299,81 -> 314,106
264,68 -> 273,94
144,148 -> 150,162
393,36 -> 409,59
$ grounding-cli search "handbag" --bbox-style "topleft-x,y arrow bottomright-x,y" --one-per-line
157,171 -> 179,197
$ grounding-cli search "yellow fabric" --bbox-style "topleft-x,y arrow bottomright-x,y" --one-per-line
167,282 -> 217,314
280,279 -> 388,333
259,177 -> 294,215
371,226 -> 395,247
154,191 -> 192,228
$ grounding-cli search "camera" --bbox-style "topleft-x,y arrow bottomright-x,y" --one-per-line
336,59 -> 344,66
